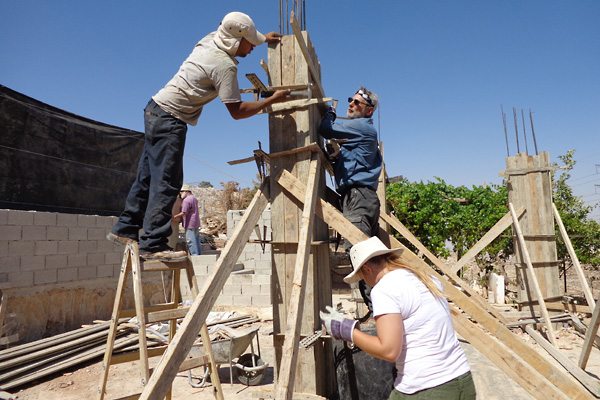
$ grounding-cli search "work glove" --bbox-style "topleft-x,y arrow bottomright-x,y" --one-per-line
327,106 -> 336,121
320,306 -> 358,343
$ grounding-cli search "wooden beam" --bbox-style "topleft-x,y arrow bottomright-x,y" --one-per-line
379,211 -> 508,324
580,291 -> 600,370
140,179 -> 270,400
510,202 -> 558,347
289,12 -> 324,99
553,203 -> 595,309
450,308 -> 571,400
451,207 -> 525,274
259,97 -> 332,114
276,155 -> 321,400
279,170 -> 593,400
525,325 -> 600,396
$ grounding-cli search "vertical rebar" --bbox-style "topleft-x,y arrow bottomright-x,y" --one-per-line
521,108 -> 529,155
513,107 -> 520,154
529,109 -> 539,155
501,105 -> 510,157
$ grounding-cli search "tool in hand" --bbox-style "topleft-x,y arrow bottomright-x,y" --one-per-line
261,83 -> 313,102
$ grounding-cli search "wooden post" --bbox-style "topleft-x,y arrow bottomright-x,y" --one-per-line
267,26 -> 333,397
503,152 -> 560,310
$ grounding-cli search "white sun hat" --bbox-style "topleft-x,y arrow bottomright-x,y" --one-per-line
344,237 -> 404,284
220,12 -> 266,46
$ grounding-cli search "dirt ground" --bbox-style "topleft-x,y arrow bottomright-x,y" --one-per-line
7,262 -> 600,400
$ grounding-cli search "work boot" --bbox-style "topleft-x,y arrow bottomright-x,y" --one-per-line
140,250 -> 187,262
107,232 -> 137,246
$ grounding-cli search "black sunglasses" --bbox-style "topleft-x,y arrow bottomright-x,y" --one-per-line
348,97 -> 372,107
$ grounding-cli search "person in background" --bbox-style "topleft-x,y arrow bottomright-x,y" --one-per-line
107,11 -> 291,262
321,237 -> 476,400
173,184 -> 202,255
319,86 -> 382,313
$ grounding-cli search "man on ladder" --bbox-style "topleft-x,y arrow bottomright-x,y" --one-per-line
108,11 -> 291,262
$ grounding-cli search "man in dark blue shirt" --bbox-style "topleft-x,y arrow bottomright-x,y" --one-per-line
319,86 -> 382,312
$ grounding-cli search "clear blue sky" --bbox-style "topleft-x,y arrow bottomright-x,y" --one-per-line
2,1 -> 599,220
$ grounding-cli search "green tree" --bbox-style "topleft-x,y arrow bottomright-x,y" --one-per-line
552,150 -> 600,267
198,181 -> 213,188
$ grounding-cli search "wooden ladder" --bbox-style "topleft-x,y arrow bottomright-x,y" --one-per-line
97,242 -> 224,400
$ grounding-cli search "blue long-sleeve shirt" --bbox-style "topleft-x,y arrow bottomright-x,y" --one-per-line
319,113 -> 382,192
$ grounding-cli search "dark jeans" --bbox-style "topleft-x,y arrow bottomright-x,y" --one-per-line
112,99 -> 187,254
341,186 -> 380,312
388,371 -> 476,400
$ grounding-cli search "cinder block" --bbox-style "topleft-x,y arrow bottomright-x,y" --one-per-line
0,242 -> 7,257
0,210 -> 8,225
68,254 -> 88,268
97,239 -> 115,253
57,213 -> 78,227
241,284 -> 261,296
256,260 -> 271,271
19,255 -> 44,271
78,266 -> 97,280
252,274 -> 271,285
233,295 -> 252,306
214,295 -> 234,306
57,267 -> 78,283
222,284 -> 242,296
8,271 -> 34,287
97,217 -> 115,228
47,226 -> 69,240
78,215 -> 97,227
105,252 -> 122,265
87,253 -> 105,266
192,264 -> 209,276
9,241 -> 35,257
88,228 -> 106,241
69,228 -> 88,241
0,256 -> 20,273
78,240 -> 98,254
46,254 -> 68,269
0,225 -> 21,241
22,226 -> 47,241
34,212 -> 57,226
251,295 -> 272,307
260,284 -> 271,295
8,210 -> 34,226
231,275 -> 252,285
0,273 -> 7,283
34,269 -> 58,285
35,241 -> 58,256
243,259 -> 256,269
58,240 -> 79,254
97,264 -> 115,278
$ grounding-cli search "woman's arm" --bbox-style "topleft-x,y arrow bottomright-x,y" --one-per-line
352,313 -> 404,363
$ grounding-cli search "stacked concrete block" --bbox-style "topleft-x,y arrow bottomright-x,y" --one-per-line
185,209 -> 273,308
0,209 -> 123,289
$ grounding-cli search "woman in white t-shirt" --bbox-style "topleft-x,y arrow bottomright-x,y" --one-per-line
321,237 -> 476,399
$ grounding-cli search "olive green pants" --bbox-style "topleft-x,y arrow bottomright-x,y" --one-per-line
388,371 -> 476,400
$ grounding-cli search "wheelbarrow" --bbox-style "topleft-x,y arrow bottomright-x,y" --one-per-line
188,324 -> 267,387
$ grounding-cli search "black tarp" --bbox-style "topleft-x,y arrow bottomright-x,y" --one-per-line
0,84 -> 144,216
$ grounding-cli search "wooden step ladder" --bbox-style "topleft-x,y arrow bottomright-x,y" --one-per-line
97,242 -> 224,400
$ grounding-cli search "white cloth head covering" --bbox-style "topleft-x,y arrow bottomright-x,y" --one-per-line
213,12 -> 266,57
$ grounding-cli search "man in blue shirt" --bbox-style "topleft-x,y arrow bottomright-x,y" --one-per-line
319,87 -> 382,312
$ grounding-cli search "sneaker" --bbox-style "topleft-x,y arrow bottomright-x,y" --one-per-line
140,250 -> 188,262
107,232 -> 137,246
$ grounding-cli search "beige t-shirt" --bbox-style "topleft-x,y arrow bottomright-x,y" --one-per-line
152,32 -> 242,126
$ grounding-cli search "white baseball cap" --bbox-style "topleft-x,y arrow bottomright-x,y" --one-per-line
220,12 -> 266,46
344,237 -> 404,284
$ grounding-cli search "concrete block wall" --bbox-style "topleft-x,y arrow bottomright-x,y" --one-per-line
0,209 -> 165,343
185,209 -> 272,308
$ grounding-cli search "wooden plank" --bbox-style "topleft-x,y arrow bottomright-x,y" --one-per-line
525,325 -> 600,396
289,12 -> 324,98
280,170 -> 594,400
580,292 -> 600,369
140,179 -> 270,400
379,211 -> 508,324
451,208 -> 525,274
553,202 -> 595,309
450,308 -> 570,400
259,97 -> 332,114
132,245 -> 150,385
510,202 -> 558,347
276,156 -> 320,400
